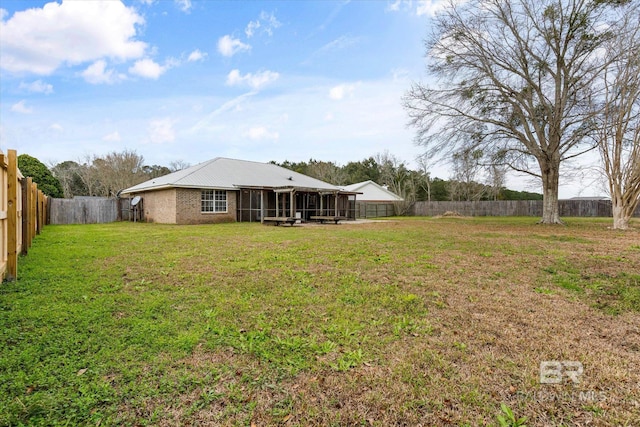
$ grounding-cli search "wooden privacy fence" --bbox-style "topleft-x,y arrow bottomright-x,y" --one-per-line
412,199 -> 640,218
49,197 -> 118,225
1,149 -> 48,281
48,197 -> 143,224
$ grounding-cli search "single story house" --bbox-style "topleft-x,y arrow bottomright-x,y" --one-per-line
568,196 -> 610,201
342,180 -> 404,203
341,180 -> 403,218
120,157 -> 358,224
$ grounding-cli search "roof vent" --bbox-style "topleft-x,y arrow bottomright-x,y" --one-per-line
288,176 -> 293,181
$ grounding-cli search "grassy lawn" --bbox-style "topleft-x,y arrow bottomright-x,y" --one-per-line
1,218 -> 639,426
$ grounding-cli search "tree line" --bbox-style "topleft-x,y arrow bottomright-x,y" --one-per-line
17,151 -> 189,199
273,151 -> 542,210
21,149 -> 541,206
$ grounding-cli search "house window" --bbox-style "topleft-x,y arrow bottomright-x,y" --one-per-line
201,190 -> 227,213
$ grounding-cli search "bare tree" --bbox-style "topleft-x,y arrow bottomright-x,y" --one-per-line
169,160 -> 191,172
306,160 -> 348,185
416,155 -> 432,202
404,0 -> 625,223
75,155 -> 102,197
94,150 -> 146,196
595,5 -> 640,229
74,150 -> 147,197
50,160 -> 84,198
486,151 -> 509,201
375,151 -> 417,215
448,147 -> 486,201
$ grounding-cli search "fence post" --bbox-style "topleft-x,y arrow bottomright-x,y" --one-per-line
31,183 -> 37,239
27,178 -> 34,250
37,190 -> 44,234
21,178 -> 28,255
6,150 -> 18,281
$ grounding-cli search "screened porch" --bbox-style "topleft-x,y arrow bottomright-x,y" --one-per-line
236,187 -> 357,223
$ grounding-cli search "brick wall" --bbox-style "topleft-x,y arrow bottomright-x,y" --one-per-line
140,188 -> 177,223
175,188 -> 237,224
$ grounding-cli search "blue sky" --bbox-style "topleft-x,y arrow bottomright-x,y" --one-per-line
0,0 -> 597,196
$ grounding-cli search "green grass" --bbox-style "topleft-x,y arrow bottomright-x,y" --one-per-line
542,257 -> 640,314
1,218 -> 639,425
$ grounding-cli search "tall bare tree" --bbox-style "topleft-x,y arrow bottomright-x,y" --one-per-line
404,0 -> 626,223
94,150 -> 146,196
375,151 -> 417,214
487,163 -> 508,201
74,150 -> 147,197
76,155 -> 103,197
416,155 -> 432,202
448,147 -> 486,201
50,160 -> 87,198
306,160 -> 348,185
169,160 -> 191,172
595,5 -> 640,229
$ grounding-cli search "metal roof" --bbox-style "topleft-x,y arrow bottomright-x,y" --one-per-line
342,180 -> 404,201
120,157 -> 346,194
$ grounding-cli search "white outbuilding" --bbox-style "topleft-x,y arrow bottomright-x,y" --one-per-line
341,180 -> 403,218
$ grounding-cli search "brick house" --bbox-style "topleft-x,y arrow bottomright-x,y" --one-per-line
120,157 -> 358,224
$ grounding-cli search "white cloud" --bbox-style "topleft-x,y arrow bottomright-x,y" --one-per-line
226,69 -> 279,90
243,126 -> 279,141
148,118 -> 175,144
81,60 -> 124,84
50,123 -> 64,132
245,21 -> 260,38
187,49 -> 206,62
259,11 -> 281,36
0,1 -> 146,75
245,11 -> 281,38
416,0 -> 450,16
217,35 -> 251,57
386,0 -> 403,12
19,80 -> 54,94
225,70 -> 244,86
385,0 -> 456,16
329,84 -> 356,100
11,100 -> 33,114
129,58 -> 170,79
318,35 -> 361,54
391,67 -> 410,82
175,0 -> 192,13
102,131 -> 121,142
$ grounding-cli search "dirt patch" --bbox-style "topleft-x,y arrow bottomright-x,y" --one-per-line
433,210 -> 469,219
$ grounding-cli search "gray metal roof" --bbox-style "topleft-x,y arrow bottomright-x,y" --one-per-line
342,180 -> 403,201
120,157 -> 345,194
